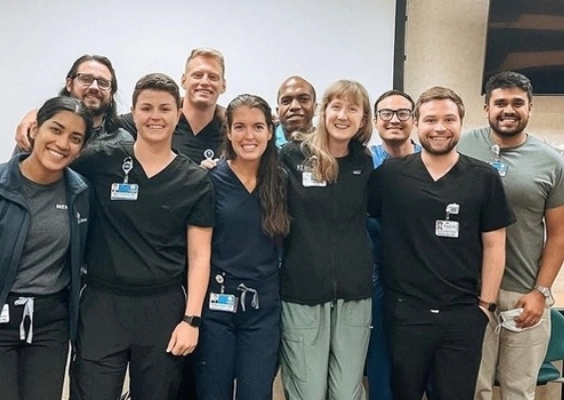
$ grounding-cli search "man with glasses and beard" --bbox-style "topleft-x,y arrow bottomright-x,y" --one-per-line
458,71 -> 564,400
368,86 -> 514,400
15,55 -> 133,150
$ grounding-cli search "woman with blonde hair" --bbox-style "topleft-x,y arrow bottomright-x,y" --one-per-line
279,80 -> 374,400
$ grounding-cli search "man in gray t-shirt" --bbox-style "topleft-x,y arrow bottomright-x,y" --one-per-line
458,71 -> 564,400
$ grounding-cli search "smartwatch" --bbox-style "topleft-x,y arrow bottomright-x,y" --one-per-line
182,315 -> 202,328
478,298 -> 497,312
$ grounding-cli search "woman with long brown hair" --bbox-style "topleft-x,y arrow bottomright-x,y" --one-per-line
195,94 -> 290,400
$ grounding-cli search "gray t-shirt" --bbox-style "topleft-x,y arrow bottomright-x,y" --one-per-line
458,127 -> 564,292
11,170 -> 71,295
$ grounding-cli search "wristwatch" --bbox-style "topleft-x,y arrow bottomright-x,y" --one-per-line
182,315 -> 202,328
478,298 -> 497,312
534,285 -> 552,298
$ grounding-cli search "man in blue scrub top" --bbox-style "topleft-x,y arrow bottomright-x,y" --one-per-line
366,89 -> 420,400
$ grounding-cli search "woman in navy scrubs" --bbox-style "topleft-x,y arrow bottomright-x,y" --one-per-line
196,94 -> 290,400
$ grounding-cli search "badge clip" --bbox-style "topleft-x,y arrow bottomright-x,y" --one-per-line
122,157 -> 133,184
204,149 -> 215,161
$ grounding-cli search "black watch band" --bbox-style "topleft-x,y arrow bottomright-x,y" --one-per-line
478,298 -> 497,312
182,315 -> 202,328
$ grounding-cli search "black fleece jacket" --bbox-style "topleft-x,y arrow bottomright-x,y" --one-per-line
279,140 -> 373,305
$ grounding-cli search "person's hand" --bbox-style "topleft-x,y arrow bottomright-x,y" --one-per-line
15,110 -> 39,151
166,321 -> 199,356
200,158 -> 219,170
514,290 -> 545,328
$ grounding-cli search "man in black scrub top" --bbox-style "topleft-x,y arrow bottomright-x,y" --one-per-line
69,73 -> 215,400
120,48 -> 226,164
368,86 -> 515,400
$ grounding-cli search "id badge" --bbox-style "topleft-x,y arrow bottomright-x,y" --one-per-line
0,304 -> 9,323
209,292 -> 238,313
435,220 -> 459,238
302,172 -> 327,187
489,161 -> 508,177
111,183 -> 139,201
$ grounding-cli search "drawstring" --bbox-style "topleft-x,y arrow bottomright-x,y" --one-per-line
237,284 -> 259,312
14,297 -> 34,344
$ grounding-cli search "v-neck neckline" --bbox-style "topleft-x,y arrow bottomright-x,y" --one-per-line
223,160 -> 257,195
129,153 -> 179,182
417,154 -> 459,183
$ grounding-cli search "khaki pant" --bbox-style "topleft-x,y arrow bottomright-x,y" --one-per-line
475,289 -> 551,400
280,299 -> 371,400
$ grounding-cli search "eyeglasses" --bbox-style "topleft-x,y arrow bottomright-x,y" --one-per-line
377,108 -> 412,121
75,73 -> 112,90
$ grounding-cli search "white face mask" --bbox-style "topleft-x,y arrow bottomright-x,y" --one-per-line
494,308 -> 544,333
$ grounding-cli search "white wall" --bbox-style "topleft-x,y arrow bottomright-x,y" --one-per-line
0,0 -> 396,161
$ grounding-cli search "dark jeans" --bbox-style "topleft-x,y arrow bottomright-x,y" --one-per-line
70,287 -> 185,400
385,296 -> 488,400
195,275 -> 280,400
0,291 -> 70,400
366,281 -> 393,400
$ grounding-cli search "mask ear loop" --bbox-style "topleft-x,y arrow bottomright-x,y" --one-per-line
494,311 -> 505,334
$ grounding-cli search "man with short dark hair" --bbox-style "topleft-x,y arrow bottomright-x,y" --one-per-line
69,72 -> 214,400
15,54 -> 133,149
458,71 -> 564,400
368,86 -> 514,400
370,90 -> 420,163
366,89 -> 420,400
274,76 -> 316,147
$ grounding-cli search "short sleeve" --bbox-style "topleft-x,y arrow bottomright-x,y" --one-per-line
546,162 -> 564,209
186,177 -> 216,228
480,169 -> 516,232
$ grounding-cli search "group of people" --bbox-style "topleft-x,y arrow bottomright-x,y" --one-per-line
0,47 -> 563,400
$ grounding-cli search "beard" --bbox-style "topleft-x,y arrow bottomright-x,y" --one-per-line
86,102 -> 110,117
489,118 -> 528,137
76,89 -> 112,117
382,134 -> 411,146
420,137 -> 458,155
82,96 -> 111,117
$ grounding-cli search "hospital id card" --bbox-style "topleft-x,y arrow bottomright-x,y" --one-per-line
489,161 -> 508,177
435,220 -> 459,238
111,183 -> 139,201
302,172 -> 327,187
209,292 -> 238,313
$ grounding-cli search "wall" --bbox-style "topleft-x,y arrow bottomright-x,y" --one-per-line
0,0 -> 396,161
405,0 -> 564,146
